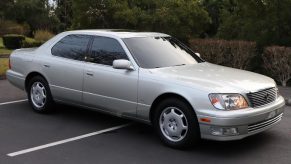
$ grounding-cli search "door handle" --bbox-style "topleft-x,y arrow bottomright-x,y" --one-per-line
86,72 -> 94,76
43,64 -> 50,68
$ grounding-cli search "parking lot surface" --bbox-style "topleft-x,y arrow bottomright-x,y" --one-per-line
0,80 -> 291,164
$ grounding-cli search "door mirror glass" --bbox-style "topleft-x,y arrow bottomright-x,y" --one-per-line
113,59 -> 133,70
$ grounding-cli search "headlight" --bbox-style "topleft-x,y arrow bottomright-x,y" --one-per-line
209,94 -> 249,110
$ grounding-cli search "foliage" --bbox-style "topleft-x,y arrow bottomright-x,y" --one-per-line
54,0 -> 73,31
2,0 -> 60,33
2,34 -> 25,49
72,0 -> 210,42
22,37 -> 43,48
34,30 -> 54,42
0,38 -> 13,55
0,38 -> 4,48
0,58 -> 9,76
190,39 -> 256,70
0,20 -> 30,36
262,46 -> 291,86
216,0 -> 291,47
201,0 -> 224,37
0,48 -> 13,55
0,0 -> 14,19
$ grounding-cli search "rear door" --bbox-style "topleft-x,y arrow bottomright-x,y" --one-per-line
83,36 -> 138,117
43,34 -> 91,104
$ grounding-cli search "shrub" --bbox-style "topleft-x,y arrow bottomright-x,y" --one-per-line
22,37 -> 43,48
0,20 -> 30,36
2,34 -> 25,49
262,46 -> 291,86
34,30 -> 54,42
190,39 -> 257,70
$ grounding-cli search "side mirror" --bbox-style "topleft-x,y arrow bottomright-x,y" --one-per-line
113,59 -> 134,70
195,53 -> 201,57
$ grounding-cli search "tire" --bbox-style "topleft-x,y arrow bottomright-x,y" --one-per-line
27,76 -> 54,113
153,98 -> 200,149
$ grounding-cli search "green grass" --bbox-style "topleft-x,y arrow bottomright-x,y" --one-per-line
0,58 -> 9,76
0,48 -> 13,55
0,38 -> 4,48
0,37 -> 13,56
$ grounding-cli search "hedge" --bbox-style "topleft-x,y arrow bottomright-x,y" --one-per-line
190,38 -> 291,86
190,39 -> 256,70
3,34 -> 25,49
34,30 -> 54,42
262,46 -> 291,87
0,20 -> 30,37
22,37 -> 43,48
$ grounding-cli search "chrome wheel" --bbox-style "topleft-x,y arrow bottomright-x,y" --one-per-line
30,82 -> 47,108
159,107 -> 188,142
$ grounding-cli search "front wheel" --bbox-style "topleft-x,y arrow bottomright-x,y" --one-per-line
28,76 -> 54,113
153,98 -> 200,149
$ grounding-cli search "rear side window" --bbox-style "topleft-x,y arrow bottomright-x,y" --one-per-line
89,36 -> 128,65
51,35 -> 91,60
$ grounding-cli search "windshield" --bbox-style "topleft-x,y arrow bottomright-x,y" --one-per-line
122,37 -> 203,68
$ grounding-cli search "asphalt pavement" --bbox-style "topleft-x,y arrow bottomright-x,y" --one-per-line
0,80 -> 290,164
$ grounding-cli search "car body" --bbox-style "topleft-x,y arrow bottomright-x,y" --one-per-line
6,30 -> 285,148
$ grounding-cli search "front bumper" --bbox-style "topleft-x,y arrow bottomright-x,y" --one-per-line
198,96 -> 285,141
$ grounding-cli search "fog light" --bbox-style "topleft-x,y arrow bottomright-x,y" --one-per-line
210,127 -> 239,136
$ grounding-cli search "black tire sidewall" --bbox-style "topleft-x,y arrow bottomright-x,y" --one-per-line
28,76 -> 54,113
153,98 -> 200,148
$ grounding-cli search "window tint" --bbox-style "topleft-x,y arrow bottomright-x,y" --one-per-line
89,37 -> 128,65
51,35 -> 90,60
123,37 -> 203,68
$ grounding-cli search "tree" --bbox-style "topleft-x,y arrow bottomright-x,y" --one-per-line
201,0 -> 224,37
152,0 -> 210,42
7,0 -> 59,33
54,0 -> 73,31
71,0 -> 210,43
0,0 -> 14,20
72,0 -> 109,29
262,46 -> 291,86
217,0 -> 291,47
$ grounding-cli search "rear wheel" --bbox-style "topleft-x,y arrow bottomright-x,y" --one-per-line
27,76 -> 54,113
153,98 -> 200,148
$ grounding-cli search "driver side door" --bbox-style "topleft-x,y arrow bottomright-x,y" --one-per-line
83,36 -> 138,117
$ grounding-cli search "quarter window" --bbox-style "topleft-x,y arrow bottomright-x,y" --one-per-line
51,35 -> 91,60
89,37 -> 128,65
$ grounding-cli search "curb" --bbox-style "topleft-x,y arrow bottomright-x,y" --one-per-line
0,54 -> 10,58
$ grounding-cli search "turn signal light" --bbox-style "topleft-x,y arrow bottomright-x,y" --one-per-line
200,118 -> 211,123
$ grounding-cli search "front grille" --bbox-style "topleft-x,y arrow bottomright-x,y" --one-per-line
247,87 -> 277,108
248,113 -> 283,133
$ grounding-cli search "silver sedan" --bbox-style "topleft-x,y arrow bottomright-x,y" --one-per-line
7,30 -> 285,148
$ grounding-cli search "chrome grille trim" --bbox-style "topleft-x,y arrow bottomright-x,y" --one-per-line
248,113 -> 283,133
247,87 -> 277,108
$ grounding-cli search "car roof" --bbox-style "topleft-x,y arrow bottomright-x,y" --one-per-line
63,29 -> 170,38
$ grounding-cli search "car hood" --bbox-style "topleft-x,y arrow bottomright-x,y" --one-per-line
147,62 -> 275,93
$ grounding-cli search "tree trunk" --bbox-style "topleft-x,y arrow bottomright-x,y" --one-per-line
282,80 -> 287,87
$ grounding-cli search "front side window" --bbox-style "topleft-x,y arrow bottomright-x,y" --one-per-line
123,37 -> 203,68
89,37 -> 128,65
51,35 -> 91,60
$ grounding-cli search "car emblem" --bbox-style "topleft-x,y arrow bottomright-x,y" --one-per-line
264,93 -> 270,101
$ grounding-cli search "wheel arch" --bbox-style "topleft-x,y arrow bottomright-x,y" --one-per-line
25,72 -> 48,92
149,92 -> 197,124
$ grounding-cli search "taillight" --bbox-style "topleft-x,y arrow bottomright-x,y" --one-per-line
9,57 -> 11,69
